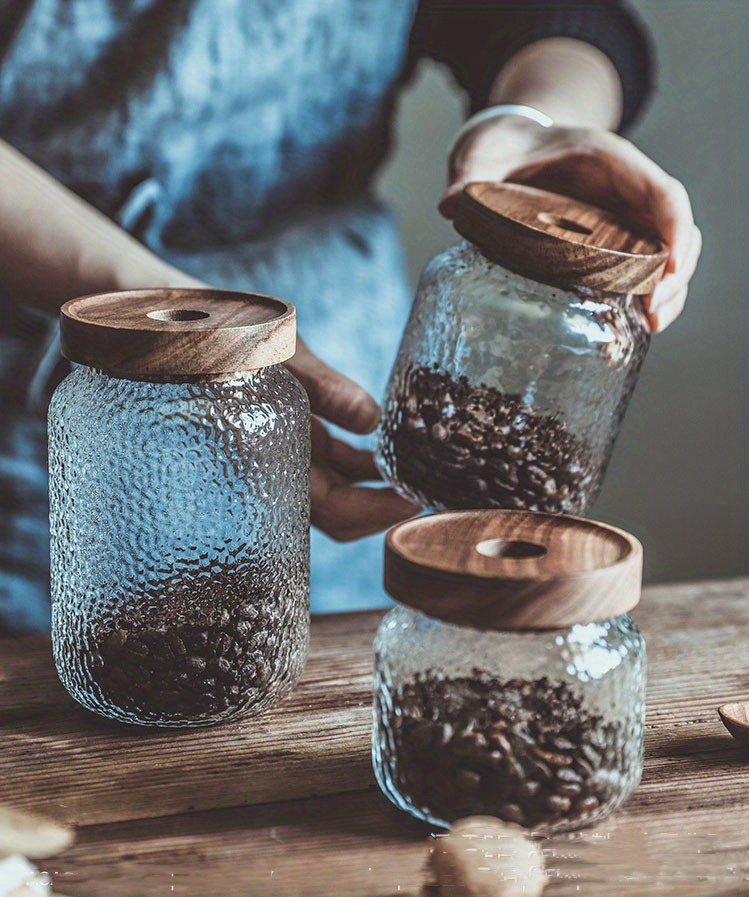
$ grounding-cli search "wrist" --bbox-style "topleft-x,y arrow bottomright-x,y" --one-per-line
448,114 -> 549,179
488,38 -> 623,131
111,254 -> 205,293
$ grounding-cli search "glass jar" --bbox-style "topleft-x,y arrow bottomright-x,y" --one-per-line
376,183 -> 668,515
373,510 -> 646,833
48,289 -> 310,727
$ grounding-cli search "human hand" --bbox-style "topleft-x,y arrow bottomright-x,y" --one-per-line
439,117 -> 701,332
286,338 -> 420,541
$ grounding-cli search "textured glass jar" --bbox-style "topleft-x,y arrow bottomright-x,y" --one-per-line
377,183 -> 668,515
49,289 -> 310,727
373,510 -> 646,833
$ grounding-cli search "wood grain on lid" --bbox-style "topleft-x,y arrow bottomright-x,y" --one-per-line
384,510 -> 642,630
60,289 -> 296,378
453,183 -> 669,295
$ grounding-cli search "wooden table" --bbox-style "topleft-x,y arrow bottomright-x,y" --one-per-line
2,578 -> 749,896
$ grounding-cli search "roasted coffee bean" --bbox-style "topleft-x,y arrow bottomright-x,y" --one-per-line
555,782 -> 582,798
497,803 -> 525,826
547,794 -> 572,814
455,769 -> 482,794
520,780 -> 541,800
531,746 -> 573,768
380,366 -> 601,514
576,796 -> 601,815
377,669 -> 628,831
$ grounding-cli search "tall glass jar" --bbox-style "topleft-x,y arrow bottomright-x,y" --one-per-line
376,183 -> 668,515
48,289 -> 310,727
373,510 -> 646,833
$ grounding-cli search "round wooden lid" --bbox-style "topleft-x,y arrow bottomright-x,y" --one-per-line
60,289 -> 296,378
384,510 -> 642,630
453,182 -> 668,295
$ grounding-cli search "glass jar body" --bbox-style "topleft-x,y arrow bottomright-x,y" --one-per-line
48,364 -> 311,727
373,605 -> 645,832
376,241 -> 650,514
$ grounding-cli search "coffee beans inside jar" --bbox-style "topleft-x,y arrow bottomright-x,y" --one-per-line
376,669 -> 633,832
59,560 -> 308,726
379,365 -> 601,514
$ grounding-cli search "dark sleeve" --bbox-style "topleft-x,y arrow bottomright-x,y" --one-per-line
408,1 -> 656,132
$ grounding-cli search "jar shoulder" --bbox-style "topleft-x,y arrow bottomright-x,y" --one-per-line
376,607 -> 644,674
48,365 -> 311,455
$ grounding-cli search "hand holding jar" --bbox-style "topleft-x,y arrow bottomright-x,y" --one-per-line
438,38 -> 701,333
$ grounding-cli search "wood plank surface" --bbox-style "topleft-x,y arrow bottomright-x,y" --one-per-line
3,578 -> 749,896
0,611 -> 379,825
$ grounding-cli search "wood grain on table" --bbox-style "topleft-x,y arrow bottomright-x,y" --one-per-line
2,578 -> 749,896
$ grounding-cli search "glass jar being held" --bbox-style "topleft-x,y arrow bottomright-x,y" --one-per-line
48,289 -> 310,727
376,183 -> 668,515
373,509 -> 646,833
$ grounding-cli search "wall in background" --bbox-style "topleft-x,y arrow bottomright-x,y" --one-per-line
378,0 -> 746,583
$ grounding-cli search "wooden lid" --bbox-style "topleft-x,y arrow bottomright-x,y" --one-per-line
384,510 -> 642,631
60,289 -> 296,378
453,183 -> 668,295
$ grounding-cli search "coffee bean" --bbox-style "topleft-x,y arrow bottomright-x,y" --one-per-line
576,796 -> 601,815
523,757 -> 553,783
547,794 -> 572,813
531,746 -> 573,768
377,669 -> 630,832
455,769 -> 482,794
489,732 -> 513,755
555,782 -> 582,798
497,803 -> 525,826
520,780 -> 540,800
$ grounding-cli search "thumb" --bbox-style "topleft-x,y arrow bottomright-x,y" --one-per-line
286,337 -> 381,435
438,182 -> 465,220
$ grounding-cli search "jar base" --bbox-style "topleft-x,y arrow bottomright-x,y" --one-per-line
374,754 -> 635,834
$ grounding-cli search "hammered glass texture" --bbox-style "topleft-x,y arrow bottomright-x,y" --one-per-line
376,240 -> 650,513
373,605 -> 646,832
48,364 -> 310,727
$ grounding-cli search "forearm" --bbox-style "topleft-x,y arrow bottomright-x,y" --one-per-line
487,37 -> 624,131
0,140 -> 197,315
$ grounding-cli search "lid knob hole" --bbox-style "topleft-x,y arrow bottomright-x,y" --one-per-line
147,309 -> 210,322
537,212 -> 592,235
475,539 -> 547,560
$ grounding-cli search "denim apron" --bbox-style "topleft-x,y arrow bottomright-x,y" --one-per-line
0,0 -> 418,633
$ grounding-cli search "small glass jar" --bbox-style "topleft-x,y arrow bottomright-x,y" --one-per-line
373,510 -> 646,833
376,183 -> 667,515
48,289 -> 310,727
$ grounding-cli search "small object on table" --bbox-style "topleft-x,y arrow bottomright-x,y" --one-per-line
430,816 -> 546,897
0,855 -> 50,897
718,701 -> 749,744
373,509 -> 646,833
0,804 -> 74,860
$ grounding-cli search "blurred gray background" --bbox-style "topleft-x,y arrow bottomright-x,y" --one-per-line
378,0 -> 746,584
